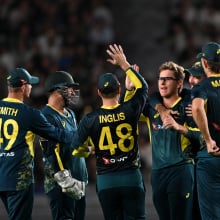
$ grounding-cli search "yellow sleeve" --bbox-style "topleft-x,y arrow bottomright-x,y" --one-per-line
72,137 -> 95,158
126,68 -> 142,89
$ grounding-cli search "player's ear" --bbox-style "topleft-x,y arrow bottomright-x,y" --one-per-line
20,84 -> 26,92
177,80 -> 183,94
201,58 -> 208,69
97,89 -> 102,97
118,87 -> 121,94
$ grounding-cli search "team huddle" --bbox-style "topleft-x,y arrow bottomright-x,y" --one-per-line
0,41 -> 220,220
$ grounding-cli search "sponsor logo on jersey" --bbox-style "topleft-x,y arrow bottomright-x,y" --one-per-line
102,156 -> 128,164
61,120 -> 66,127
0,152 -> 15,157
152,122 -> 164,130
211,80 -> 220,87
212,122 -> 220,131
185,192 -> 190,199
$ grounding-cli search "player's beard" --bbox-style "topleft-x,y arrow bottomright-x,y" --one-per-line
60,89 -> 80,107
67,95 -> 80,107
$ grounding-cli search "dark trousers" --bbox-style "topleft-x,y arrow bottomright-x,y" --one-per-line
193,161 -> 202,220
151,163 -> 194,220
0,183 -> 34,220
98,186 -> 146,220
47,185 -> 86,220
197,158 -> 220,220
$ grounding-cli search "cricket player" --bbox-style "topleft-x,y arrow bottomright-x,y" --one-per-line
147,61 -> 206,220
191,41 -> 220,219
40,71 -> 88,220
140,61 -> 201,220
0,68 -> 76,220
72,44 -> 148,220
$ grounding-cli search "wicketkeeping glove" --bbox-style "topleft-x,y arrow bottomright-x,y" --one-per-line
62,182 -> 85,200
54,169 -> 85,200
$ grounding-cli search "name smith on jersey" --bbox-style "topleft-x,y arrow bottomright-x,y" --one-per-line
0,106 -> 18,116
99,112 -> 125,123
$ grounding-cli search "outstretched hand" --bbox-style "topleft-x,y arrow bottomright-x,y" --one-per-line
106,44 -> 130,71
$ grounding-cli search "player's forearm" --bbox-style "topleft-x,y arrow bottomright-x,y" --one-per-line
192,106 -> 211,142
155,103 -> 166,113
125,68 -> 146,89
119,61 -> 130,72
175,124 -> 188,135
155,104 -> 169,122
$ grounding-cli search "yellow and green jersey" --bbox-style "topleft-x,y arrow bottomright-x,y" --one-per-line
141,97 -> 200,170
0,98 -> 73,191
41,105 -> 88,193
72,67 -> 148,175
191,75 -> 220,158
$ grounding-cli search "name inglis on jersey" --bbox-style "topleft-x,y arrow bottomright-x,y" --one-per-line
98,112 -> 128,164
99,112 -> 125,123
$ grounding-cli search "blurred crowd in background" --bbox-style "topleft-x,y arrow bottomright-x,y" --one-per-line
0,0 -> 116,115
0,0 -> 220,189
166,0 -> 220,67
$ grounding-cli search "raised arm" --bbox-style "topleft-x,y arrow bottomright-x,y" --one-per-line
106,44 -> 147,90
106,44 -> 130,71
